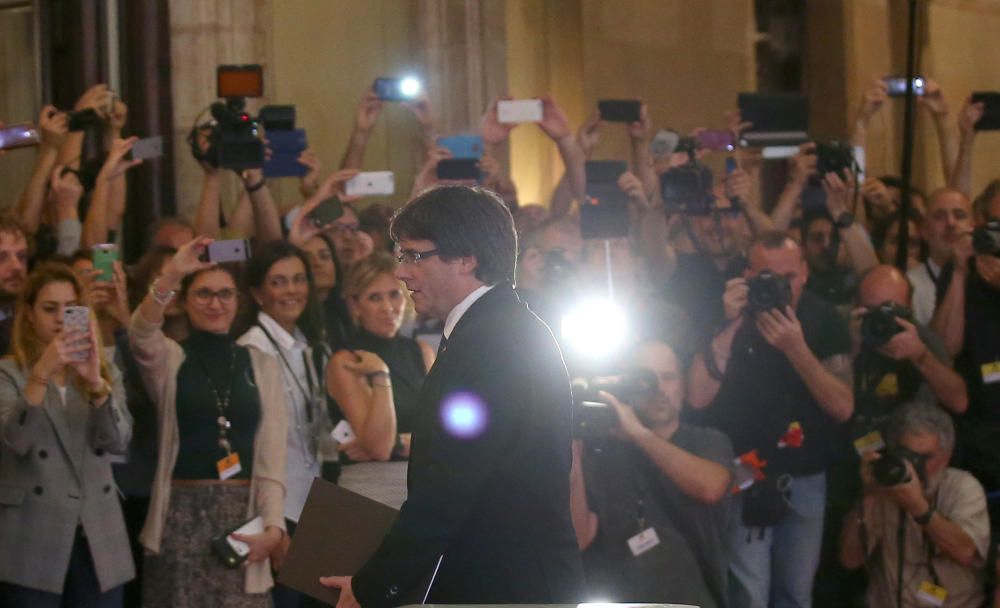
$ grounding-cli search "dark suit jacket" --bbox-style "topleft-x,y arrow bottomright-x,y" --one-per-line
352,285 -> 584,607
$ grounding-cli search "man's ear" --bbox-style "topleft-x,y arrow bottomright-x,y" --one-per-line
457,255 -> 479,278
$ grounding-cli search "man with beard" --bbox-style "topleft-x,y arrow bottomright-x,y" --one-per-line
908,188 -> 975,325
0,219 -> 29,355
569,340 -> 733,607
839,402 -> 988,608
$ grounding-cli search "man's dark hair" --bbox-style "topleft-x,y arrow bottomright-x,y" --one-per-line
390,186 -> 517,285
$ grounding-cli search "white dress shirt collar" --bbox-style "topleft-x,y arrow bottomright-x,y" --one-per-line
257,311 -> 306,351
443,284 -> 494,340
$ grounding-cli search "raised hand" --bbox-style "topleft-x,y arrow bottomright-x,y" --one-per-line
576,111 -> 602,157
355,91 -> 384,134
918,78 -> 949,116
38,105 -> 68,150
482,97 -> 516,145
537,95 -> 571,141
98,137 -> 142,181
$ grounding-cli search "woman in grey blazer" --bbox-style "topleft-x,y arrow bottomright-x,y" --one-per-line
0,262 -> 133,607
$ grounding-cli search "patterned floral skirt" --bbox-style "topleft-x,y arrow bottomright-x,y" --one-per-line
142,483 -> 272,608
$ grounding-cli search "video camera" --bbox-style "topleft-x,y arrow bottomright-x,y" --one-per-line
871,446 -> 929,487
860,302 -> 913,348
188,65 -> 266,171
571,368 -> 659,439
660,161 -> 716,215
973,220 -> 1000,257
745,270 -> 792,315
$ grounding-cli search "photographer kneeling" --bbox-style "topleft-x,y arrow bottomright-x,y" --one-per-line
840,402 -> 989,608
569,340 -> 733,608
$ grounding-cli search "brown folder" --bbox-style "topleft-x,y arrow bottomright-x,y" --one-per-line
277,478 -> 399,605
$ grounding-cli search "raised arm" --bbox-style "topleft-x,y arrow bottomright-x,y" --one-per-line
339,91 -> 383,170
16,106 -> 68,235
83,137 -> 141,248
823,171 -> 879,275
949,97 -> 984,197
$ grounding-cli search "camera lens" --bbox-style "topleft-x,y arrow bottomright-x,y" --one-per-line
872,451 -> 911,486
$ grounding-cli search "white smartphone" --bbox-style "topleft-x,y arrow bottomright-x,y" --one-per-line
345,171 -> 395,196
226,515 -> 264,557
62,306 -> 91,362
497,99 -> 543,124
331,419 -> 357,444
128,136 -> 164,161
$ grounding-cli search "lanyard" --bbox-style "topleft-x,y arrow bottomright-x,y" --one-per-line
256,322 -> 316,423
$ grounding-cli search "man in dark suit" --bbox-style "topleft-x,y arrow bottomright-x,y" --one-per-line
321,186 -> 584,607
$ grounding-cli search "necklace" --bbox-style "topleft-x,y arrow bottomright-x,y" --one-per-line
188,344 -> 238,453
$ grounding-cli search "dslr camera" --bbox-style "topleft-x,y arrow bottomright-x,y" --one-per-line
973,220 -> 1000,257
660,160 -> 717,215
571,368 -> 659,439
188,65 -> 266,171
745,270 -> 792,315
871,446 -> 929,487
860,302 -> 912,348
814,140 -> 856,180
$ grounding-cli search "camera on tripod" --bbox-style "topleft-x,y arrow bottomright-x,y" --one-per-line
571,368 -> 659,439
188,65 -> 266,171
860,302 -> 912,348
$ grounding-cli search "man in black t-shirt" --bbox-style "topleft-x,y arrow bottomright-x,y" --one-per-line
570,340 -> 733,608
688,231 -> 853,608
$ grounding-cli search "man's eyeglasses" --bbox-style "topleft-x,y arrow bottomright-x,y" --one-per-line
396,249 -> 441,265
329,223 -> 361,236
191,288 -> 238,305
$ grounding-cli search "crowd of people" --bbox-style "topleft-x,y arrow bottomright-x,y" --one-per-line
0,73 -> 998,608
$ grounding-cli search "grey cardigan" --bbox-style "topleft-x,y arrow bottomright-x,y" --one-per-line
0,358 -> 134,594
128,310 -> 288,593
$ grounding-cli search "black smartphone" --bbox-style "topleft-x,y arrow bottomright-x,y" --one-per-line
310,197 -> 345,228
373,77 -> 422,102
436,158 -> 480,181
217,65 -> 263,99
202,239 -> 251,263
597,99 -> 641,123
972,92 -> 1000,131
582,161 -> 629,240
259,105 -> 296,131
585,160 -> 627,184
883,76 -> 926,97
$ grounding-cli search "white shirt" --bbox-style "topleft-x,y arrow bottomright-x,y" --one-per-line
443,284 -> 495,340
908,259 -> 943,326
238,312 -> 320,523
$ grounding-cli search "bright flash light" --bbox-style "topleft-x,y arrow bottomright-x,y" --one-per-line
399,76 -> 422,98
561,298 -> 628,357
440,392 -> 488,439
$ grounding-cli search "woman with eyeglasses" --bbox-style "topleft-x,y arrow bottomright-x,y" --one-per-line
0,263 -> 132,607
326,252 -> 434,505
128,237 -> 288,607
236,240 -> 338,608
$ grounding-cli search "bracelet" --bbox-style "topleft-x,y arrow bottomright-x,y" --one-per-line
366,370 -> 390,380
244,179 -> 266,193
149,279 -> 176,307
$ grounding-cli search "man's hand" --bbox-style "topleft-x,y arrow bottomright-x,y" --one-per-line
976,254 -> 1000,289
48,167 -> 84,211
287,169 -> 360,246
860,177 -> 893,214
355,91 -> 384,134
537,95 -> 571,141
788,142 -> 818,188
951,231 -> 975,272
958,96 -> 985,137
38,105 -> 68,150
755,306 -> 808,356
319,575 -> 360,608
821,170 -> 854,217
626,102 -> 651,142
883,460 -> 930,516
858,78 -> 888,123
402,93 -> 436,131
879,317 -> 928,361
918,78 -> 949,116
98,137 -> 142,181
725,167 -> 753,203
481,97 -> 516,145
576,111 -> 602,157
723,277 -> 749,322
617,170 -> 648,209
598,390 -> 648,443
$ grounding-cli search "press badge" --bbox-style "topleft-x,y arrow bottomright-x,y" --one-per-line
916,580 -> 947,607
853,430 -> 886,456
875,373 -> 899,398
216,453 -> 242,480
981,361 -> 1000,384
627,528 -> 660,557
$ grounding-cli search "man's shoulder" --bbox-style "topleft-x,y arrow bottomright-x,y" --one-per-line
675,423 -> 734,464
941,467 -> 987,499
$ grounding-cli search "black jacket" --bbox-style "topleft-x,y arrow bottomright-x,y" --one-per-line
352,285 -> 584,606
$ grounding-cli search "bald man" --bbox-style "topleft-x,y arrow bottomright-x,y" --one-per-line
854,264 -> 967,423
907,188 -> 974,325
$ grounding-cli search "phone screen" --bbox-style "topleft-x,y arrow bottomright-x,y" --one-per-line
884,76 -> 925,97
597,100 -> 641,123
310,197 -> 345,228
92,245 -> 118,282
436,158 -> 480,181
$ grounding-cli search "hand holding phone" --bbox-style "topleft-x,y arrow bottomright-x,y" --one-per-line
127,136 -> 164,161
62,306 -> 92,363
92,244 -> 119,282
497,99 -> 543,124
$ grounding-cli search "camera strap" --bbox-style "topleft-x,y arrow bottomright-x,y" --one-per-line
256,321 -> 317,424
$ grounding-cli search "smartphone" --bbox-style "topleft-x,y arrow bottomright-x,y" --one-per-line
345,171 -> 395,196
310,197 -> 345,228
436,158 -> 480,181
217,64 -> 263,99
883,76 -> 926,97
585,160 -> 627,184
0,123 -> 41,151
211,515 -> 263,568
438,134 -> 484,159
331,419 -> 357,444
971,92 -> 1000,131
497,99 -> 543,123
259,104 -> 296,131
597,99 -> 641,123
203,239 -> 251,263
63,306 -> 91,362
128,136 -> 163,161
92,244 -> 118,282
262,129 -> 308,178
582,161 -> 629,240
697,129 -> 736,152
373,77 -> 422,102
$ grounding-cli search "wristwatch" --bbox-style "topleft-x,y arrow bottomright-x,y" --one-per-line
913,504 -> 936,526
834,211 -> 855,229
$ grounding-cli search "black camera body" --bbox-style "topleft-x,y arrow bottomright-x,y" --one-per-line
815,140 -> 855,180
660,161 -> 716,215
871,446 -> 929,487
973,220 -> 1000,257
746,271 -> 792,315
860,302 -> 913,348
202,100 -> 265,171
571,368 -> 659,439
